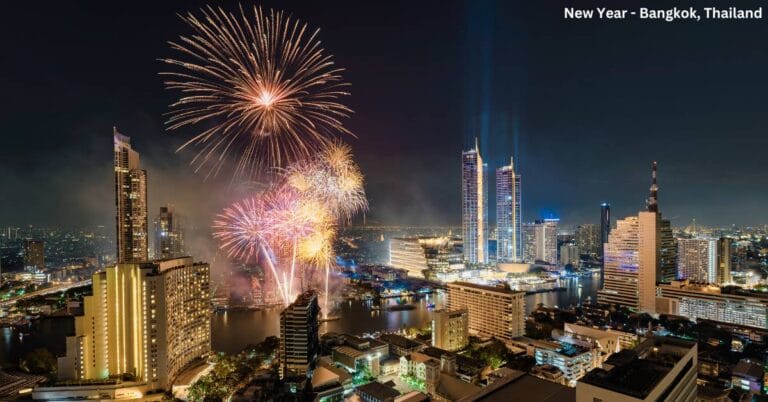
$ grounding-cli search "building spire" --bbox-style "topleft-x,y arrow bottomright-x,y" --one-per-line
647,161 -> 659,213
474,136 -> 479,152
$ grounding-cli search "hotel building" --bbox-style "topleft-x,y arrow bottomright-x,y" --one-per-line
598,162 -> 676,313
389,236 -> 463,279
496,157 -> 522,263
461,140 -> 488,264
446,282 -> 525,341
114,128 -> 148,263
656,280 -> 768,329
57,257 -> 211,390
431,309 -> 469,352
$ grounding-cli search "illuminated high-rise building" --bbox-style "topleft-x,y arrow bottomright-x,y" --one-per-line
600,203 -> 611,257
598,162 -> 676,312
280,290 -> 320,380
154,206 -> 184,259
114,128 -> 148,263
677,238 -> 718,283
57,257 -> 211,390
718,238 -> 733,285
389,237 -> 463,280
523,219 -> 559,265
461,139 -> 488,264
22,239 -> 44,270
575,224 -> 600,257
496,157 -> 522,263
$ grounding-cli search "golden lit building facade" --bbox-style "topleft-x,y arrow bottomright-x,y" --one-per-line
115,128 -> 148,263
389,236 -> 463,279
431,309 -> 469,351
57,257 -> 210,390
446,282 -> 525,341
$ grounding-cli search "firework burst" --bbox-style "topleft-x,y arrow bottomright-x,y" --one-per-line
285,142 -> 368,222
162,5 -> 353,179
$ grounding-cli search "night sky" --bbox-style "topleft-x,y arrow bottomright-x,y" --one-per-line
2,0 -> 767,230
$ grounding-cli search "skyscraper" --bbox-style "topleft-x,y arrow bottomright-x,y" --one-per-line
718,238 -> 733,285
600,203 -> 611,257
22,239 -> 44,270
280,291 -> 321,380
677,238 -> 718,283
461,139 -> 488,264
575,224 -> 600,257
154,206 -> 184,259
114,128 -> 148,263
523,219 -> 559,265
598,162 -> 676,313
496,157 -> 522,263
57,257 -> 211,390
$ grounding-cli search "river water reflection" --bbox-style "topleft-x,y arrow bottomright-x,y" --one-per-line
0,275 -> 601,363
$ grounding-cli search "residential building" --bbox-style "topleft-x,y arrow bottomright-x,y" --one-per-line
432,309 -> 469,352
575,224 -> 600,257
446,282 -> 525,341
559,244 -> 579,267
677,237 -> 719,283
576,337 -> 697,402
532,339 -> 597,385
462,139 -> 488,264
496,157 -> 522,263
154,206 -> 184,259
22,239 -> 44,269
114,128 -> 148,263
280,291 -> 321,379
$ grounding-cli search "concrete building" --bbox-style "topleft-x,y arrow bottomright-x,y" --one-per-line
496,157 -> 522,263
446,282 -> 525,341
114,128 -> 148,263
22,239 -> 44,270
532,339 -> 597,386
154,206 -> 184,260
462,139 -> 488,265
280,291 -> 321,380
576,337 -> 697,402
656,280 -> 768,328
559,244 -> 579,267
389,237 -> 463,279
677,237 -> 718,283
431,309 -> 469,352
575,224 -> 600,257
598,162 -> 676,313
56,257 -> 210,391
331,334 -> 389,377
600,203 -> 611,259
462,369 -> 574,402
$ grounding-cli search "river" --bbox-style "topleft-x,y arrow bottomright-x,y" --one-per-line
0,275 -> 600,363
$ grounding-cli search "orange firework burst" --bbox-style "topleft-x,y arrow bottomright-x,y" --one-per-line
161,5 -> 353,179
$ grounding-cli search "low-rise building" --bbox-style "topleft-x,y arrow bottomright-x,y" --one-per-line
379,333 -> 424,357
432,309 -> 469,352
533,339 -> 597,386
576,337 -> 697,402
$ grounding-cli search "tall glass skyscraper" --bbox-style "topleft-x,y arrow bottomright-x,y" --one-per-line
114,128 -> 148,263
461,139 -> 488,264
600,202 -> 611,257
496,157 -> 522,263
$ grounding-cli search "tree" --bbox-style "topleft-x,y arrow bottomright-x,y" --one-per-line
19,348 -> 56,377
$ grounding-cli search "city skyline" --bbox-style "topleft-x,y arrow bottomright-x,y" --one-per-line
2,1 -> 768,230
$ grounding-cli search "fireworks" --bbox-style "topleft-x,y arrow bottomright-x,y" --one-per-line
161,5 -> 353,179
285,142 -> 368,222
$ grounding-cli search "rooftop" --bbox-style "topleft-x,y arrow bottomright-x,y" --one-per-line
379,333 -> 422,350
580,337 -> 695,399
462,370 -> 574,402
448,281 -> 525,296
357,381 -> 400,400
